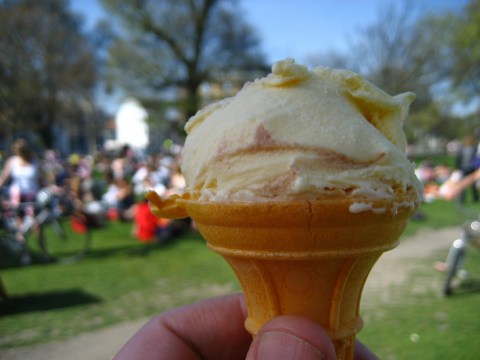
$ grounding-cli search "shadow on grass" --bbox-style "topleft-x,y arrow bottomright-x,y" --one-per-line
0,229 -> 204,269
446,277 -> 480,297
83,233 -> 189,259
0,288 -> 102,316
86,228 -> 204,259
0,241 -> 175,270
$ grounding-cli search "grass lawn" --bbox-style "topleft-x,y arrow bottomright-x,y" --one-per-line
0,223 -> 240,348
359,246 -> 480,359
1,198 -> 480,359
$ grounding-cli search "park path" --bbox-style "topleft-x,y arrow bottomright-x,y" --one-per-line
0,226 -> 460,360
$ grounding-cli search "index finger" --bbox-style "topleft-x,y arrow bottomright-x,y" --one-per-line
114,293 -> 251,360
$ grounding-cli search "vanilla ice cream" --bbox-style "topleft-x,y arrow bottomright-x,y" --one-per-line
181,58 -> 421,205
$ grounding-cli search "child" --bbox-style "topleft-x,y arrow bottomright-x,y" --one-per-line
133,199 -> 171,243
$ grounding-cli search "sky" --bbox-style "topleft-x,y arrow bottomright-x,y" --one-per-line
71,0 -> 468,64
242,0 -> 470,63
240,0 -> 394,62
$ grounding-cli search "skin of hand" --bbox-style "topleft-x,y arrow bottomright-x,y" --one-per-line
114,293 -> 378,360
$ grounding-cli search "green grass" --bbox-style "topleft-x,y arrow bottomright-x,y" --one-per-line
359,247 -> 480,359
356,197 -> 480,359
1,199 -> 480,358
0,223 -> 239,348
411,153 -> 456,168
404,197 -> 480,238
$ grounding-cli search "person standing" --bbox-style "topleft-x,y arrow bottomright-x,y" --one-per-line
455,135 -> 479,203
0,138 -> 39,207
0,139 -> 39,264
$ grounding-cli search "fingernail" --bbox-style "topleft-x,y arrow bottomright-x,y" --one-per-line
256,331 -> 326,360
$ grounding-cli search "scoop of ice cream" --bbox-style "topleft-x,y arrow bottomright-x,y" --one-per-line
181,58 -> 421,203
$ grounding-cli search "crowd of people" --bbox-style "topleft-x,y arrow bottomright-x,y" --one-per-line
0,140 -> 189,246
4,134 -> 480,246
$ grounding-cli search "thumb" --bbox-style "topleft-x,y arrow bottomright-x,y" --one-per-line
245,315 -> 336,360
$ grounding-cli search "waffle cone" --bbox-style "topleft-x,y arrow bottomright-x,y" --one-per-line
181,196 -> 417,359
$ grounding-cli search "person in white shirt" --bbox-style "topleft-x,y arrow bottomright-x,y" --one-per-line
0,138 -> 39,207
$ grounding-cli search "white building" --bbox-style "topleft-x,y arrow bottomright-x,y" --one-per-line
115,98 -> 149,151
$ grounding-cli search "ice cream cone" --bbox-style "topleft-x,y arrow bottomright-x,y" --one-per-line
179,195 -> 417,359
144,58 -> 421,359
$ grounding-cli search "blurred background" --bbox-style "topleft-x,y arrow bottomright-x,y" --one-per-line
1,0 -> 480,359
1,0 -> 478,157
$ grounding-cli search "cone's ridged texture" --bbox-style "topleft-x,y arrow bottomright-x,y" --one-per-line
182,197 -> 416,359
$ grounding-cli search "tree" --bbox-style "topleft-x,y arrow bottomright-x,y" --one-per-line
405,0 -> 480,139
101,0 -> 268,135
449,0 -> 480,105
0,0 -> 99,150
350,0 -> 452,111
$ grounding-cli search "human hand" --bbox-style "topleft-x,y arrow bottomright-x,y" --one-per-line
114,293 -> 378,360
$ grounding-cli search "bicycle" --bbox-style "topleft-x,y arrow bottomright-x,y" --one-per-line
0,187 -> 96,267
441,205 -> 480,296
